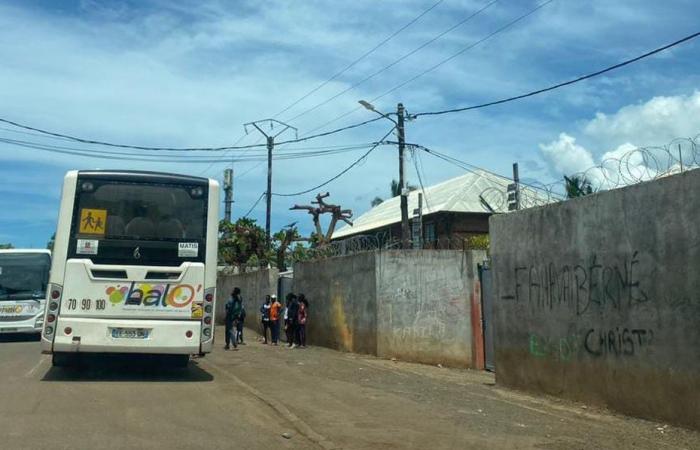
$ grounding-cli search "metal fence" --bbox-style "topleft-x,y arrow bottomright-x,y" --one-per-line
482,134 -> 700,209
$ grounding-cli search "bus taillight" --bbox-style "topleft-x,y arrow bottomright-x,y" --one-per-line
44,283 -> 62,339
201,287 -> 215,344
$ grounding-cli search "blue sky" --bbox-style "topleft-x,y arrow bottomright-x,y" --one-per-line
1,0 -> 699,247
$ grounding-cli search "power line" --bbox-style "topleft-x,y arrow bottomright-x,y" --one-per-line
272,0 -> 445,119
0,115 -> 385,152
242,192 -> 266,218
415,30 -> 700,117
294,0 -> 548,138
283,0 -> 500,124
409,141 -> 564,199
0,136 -> 380,163
272,128 -> 395,197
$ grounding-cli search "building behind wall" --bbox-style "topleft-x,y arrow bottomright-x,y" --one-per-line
331,169 -> 544,248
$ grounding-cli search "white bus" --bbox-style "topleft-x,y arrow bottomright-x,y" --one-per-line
0,249 -> 51,335
41,170 -> 219,367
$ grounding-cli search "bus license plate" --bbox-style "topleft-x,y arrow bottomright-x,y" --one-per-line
111,328 -> 149,339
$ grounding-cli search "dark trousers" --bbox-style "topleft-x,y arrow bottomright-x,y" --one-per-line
236,321 -> 244,343
271,319 -> 280,343
285,321 -> 295,345
297,324 -> 306,346
225,321 -> 238,348
262,320 -> 271,343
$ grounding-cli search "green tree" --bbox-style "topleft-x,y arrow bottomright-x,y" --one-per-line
564,175 -> 594,198
0,243 -> 13,249
218,218 -> 271,268
47,233 -> 55,251
273,227 -> 307,271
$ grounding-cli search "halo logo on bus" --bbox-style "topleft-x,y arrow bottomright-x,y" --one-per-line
105,283 -> 202,308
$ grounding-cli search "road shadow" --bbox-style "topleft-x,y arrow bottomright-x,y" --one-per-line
0,333 -> 41,343
41,355 -> 214,382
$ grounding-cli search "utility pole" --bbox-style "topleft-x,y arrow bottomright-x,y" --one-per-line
397,103 -> 410,249
244,119 -> 298,250
223,168 -> 233,222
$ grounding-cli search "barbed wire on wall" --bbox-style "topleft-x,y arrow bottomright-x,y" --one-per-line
304,232 -> 487,260
481,134 -> 700,210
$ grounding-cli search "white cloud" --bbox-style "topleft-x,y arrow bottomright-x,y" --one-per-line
584,91 -> 700,147
540,91 -> 700,189
539,133 -> 595,175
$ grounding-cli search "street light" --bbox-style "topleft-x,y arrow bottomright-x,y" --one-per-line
358,100 -> 410,249
358,100 -> 397,125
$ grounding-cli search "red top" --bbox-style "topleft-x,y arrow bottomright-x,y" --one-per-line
298,303 -> 307,325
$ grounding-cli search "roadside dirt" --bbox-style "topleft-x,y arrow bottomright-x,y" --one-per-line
202,329 -> 700,449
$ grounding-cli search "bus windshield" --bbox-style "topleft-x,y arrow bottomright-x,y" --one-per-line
70,180 -> 208,265
0,253 -> 51,301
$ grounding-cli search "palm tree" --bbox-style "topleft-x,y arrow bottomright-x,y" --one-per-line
564,175 -> 593,198
370,179 -> 418,207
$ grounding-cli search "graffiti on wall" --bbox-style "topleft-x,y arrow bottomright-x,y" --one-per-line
501,251 -> 649,316
528,327 -> 655,362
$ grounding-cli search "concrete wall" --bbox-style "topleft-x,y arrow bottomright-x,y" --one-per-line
293,252 -> 377,355
490,170 -> 700,430
376,250 -> 485,368
216,268 -> 278,327
292,250 -> 484,367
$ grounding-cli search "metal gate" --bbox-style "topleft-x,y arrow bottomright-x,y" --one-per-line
479,262 -> 495,372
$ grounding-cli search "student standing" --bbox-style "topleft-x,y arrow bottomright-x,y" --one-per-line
260,295 -> 271,344
224,288 -> 241,351
297,297 -> 308,348
237,300 -> 246,345
270,294 -> 282,345
287,294 -> 300,348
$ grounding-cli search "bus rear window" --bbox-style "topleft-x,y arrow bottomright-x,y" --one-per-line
73,181 -> 207,241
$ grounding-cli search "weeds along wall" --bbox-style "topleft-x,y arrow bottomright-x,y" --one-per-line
490,169 -> 700,430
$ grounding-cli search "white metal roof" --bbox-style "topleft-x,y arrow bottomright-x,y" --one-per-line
332,169 -> 548,239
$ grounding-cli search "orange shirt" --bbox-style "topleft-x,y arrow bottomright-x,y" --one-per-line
270,301 -> 282,321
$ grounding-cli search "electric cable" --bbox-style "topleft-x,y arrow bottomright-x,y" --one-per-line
296,0 -> 550,137
414,30 -> 700,117
242,192 -> 266,218
0,136 -> 380,163
272,127 -> 395,197
272,0 -> 445,119
283,0 -> 500,124
0,115 -> 384,152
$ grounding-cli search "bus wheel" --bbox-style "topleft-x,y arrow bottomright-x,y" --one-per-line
52,353 -> 73,367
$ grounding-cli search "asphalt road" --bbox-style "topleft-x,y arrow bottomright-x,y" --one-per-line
1,329 -> 698,450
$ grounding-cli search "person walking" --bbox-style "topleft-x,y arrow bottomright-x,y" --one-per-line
287,293 -> 300,348
297,296 -> 308,348
270,294 -> 282,345
224,288 -> 241,351
260,295 -> 271,344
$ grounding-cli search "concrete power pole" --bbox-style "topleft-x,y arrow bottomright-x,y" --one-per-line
397,103 -> 410,249
223,168 -> 233,222
244,119 -> 298,250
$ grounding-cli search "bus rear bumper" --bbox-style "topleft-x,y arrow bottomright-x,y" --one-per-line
50,317 -> 202,355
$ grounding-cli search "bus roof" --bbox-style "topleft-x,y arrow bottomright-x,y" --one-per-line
0,249 -> 51,255
76,170 -> 209,186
